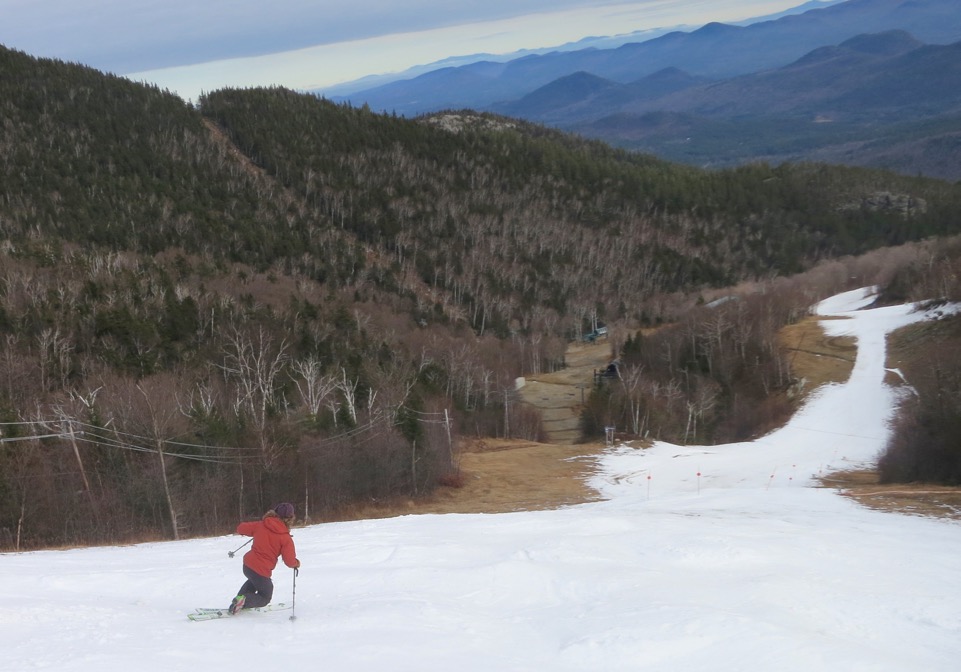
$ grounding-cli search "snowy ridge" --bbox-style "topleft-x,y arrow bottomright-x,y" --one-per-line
3,288 -> 961,671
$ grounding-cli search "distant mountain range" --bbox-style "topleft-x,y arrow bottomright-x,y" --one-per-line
330,0 -> 961,179
566,31 -> 961,178
318,0 -> 844,98
506,31 -> 945,121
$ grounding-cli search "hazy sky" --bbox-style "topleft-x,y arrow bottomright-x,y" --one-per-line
0,1 -> 830,100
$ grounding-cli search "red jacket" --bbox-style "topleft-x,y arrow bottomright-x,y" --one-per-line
237,514 -> 299,578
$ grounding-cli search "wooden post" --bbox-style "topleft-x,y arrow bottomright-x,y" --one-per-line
63,419 -> 102,526
444,408 -> 454,469
64,420 -> 91,493
411,440 -> 418,496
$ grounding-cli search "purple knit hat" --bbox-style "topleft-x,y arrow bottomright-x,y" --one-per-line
274,502 -> 295,519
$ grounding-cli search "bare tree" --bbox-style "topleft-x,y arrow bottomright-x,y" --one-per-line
619,363 -> 645,436
365,356 -> 418,419
291,357 -> 338,419
337,368 -> 360,425
220,326 -> 290,464
37,327 -> 73,391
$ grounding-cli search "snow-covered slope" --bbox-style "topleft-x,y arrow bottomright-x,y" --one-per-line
4,288 -> 960,671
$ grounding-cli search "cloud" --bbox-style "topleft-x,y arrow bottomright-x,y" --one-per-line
1,1 -> 826,99
1,0 -> 640,72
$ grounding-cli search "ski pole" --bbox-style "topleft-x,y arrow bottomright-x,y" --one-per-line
227,538 -> 252,558
290,567 -> 298,621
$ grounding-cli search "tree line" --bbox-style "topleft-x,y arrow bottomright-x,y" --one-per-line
876,237 -> 961,485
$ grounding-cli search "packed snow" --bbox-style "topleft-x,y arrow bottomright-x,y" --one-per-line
3,287 -> 961,671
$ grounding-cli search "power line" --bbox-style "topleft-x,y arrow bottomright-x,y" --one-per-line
0,420 -> 51,427
0,405 -> 449,463
0,432 -> 67,443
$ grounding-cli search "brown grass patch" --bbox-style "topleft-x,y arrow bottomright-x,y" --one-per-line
779,315 -> 856,391
819,469 -> 961,521
331,439 -> 605,521
419,439 -> 605,514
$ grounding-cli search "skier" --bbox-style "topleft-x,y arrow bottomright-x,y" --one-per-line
228,502 -> 301,614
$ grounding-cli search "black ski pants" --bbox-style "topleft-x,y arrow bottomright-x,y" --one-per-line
237,564 -> 274,608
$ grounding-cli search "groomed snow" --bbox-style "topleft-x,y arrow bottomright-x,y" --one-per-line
3,287 -> 961,671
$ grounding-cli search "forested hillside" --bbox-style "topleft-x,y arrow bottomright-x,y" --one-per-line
2,46 -> 961,549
